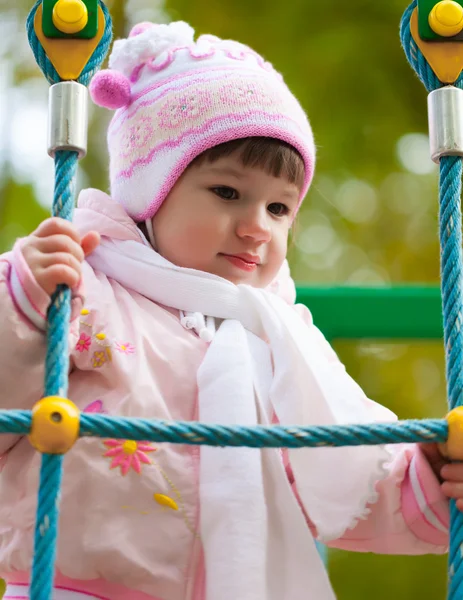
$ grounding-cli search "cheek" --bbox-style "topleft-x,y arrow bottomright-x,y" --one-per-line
271,229 -> 289,263
155,213 -> 221,265
264,230 -> 289,279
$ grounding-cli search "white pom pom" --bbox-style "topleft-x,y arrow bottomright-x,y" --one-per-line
109,21 -> 195,76
199,328 -> 214,343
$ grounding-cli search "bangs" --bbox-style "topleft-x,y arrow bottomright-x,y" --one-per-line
190,137 -> 305,190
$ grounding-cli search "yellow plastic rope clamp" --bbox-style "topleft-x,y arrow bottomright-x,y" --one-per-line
29,397 -> 80,454
33,2 -> 105,81
53,0 -> 89,35
411,7 -> 463,83
429,0 -> 463,37
439,407 -> 463,460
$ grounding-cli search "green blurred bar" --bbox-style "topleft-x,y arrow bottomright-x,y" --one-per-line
295,285 -> 443,340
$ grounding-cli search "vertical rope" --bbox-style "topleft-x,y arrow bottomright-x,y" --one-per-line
400,4 -> 463,599
29,151 -> 77,600
25,3 -> 112,598
439,156 -> 463,599
43,152 -> 77,398
30,455 -> 64,600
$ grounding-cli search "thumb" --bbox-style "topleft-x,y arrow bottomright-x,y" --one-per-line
81,231 -> 100,257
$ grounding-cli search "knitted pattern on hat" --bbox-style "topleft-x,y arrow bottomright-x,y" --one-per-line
90,21 -> 316,222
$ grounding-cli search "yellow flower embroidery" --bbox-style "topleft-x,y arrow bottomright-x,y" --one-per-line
92,351 -> 107,368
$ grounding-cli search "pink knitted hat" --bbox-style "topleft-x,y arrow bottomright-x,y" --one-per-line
90,21 -> 316,222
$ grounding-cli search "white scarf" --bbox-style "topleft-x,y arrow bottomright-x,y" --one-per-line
84,236 -> 395,600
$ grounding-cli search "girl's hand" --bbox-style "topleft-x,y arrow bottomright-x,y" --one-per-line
21,217 -> 100,297
420,442 -> 463,511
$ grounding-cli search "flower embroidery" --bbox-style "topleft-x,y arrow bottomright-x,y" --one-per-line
220,81 -> 273,106
157,90 -> 212,129
83,400 -> 107,414
120,116 -> 155,159
114,341 -> 136,355
92,351 -> 107,369
75,333 -> 91,353
103,440 -> 157,476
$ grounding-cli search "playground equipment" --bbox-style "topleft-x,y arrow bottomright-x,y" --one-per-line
1,0 -> 463,598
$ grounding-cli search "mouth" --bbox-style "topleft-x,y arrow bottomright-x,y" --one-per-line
220,253 -> 260,272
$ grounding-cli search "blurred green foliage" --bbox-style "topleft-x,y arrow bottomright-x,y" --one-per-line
0,0 -> 450,598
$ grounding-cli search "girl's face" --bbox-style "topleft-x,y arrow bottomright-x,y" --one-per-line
151,152 -> 300,288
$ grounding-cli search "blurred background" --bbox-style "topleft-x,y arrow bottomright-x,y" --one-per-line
0,0 -> 448,597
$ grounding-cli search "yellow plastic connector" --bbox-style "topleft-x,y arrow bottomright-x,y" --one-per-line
440,407 -> 463,460
429,0 -> 463,37
29,397 -> 80,454
53,0 -> 89,35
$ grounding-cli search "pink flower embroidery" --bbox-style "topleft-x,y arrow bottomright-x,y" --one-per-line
75,333 -> 91,353
103,440 -> 156,476
219,81 -> 273,106
92,351 -> 107,369
114,341 -> 135,355
157,90 -> 212,129
83,400 -> 107,414
120,116 -> 155,159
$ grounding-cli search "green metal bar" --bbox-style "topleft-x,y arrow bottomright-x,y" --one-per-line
295,285 -> 443,340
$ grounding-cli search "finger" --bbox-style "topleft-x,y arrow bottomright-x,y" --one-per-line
441,463 -> 463,481
457,498 -> 463,512
34,218 -> 81,244
34,235 -> 85,262
38,252 -> 82,274
81,231 -> 100,257
441,481 -> 463,498
38,264 -> 81,295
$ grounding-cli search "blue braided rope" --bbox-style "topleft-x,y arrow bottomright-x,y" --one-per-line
439,157 -> 463,410
30,455 -> 64,600
0,411 -> 31,434
29,153 -> 77,600
440,156 -> 463,599
78,415 -> 448,447
0,411 -> 448,447
44,153 -> 77,399
400,5 -> 463,599
25,4 -> 112,599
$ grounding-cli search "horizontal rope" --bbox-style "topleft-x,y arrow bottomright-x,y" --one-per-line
0,411 -> 447,448
0,411 -> 32,434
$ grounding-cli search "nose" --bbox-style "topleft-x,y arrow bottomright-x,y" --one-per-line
235,205 -> 272,244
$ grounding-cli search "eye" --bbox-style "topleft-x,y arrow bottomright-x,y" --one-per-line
211,186 -> 239,200
268,202 -> 290,217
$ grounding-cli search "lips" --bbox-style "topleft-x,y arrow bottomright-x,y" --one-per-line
220,253 -> 260,272
226,253 -> 260,265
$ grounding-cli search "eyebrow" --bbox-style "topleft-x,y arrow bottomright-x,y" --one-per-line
281,189 -> 299,199
203,166 -> 245,179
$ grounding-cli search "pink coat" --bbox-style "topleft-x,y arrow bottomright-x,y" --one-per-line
0,189 -> 449,600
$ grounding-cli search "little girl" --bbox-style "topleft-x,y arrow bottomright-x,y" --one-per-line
0,20 -> 460,600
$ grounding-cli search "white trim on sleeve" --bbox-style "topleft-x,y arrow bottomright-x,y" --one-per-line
9,265 -> 47,331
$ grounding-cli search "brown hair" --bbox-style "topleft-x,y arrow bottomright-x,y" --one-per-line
189,137 -> 305,190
